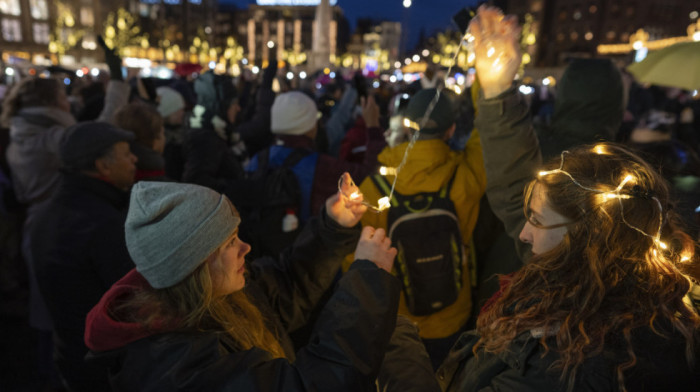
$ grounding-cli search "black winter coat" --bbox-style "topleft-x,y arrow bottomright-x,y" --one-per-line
86,212 -> 409,391
438,325 -> 700,391
31,172 -> 134,392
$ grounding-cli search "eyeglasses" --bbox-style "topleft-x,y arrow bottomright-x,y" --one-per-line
523,180 -> 573,229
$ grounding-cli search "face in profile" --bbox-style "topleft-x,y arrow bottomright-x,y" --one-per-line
519,182 -> 570,255
97,141 -> 138,191
208,230 -> 251,296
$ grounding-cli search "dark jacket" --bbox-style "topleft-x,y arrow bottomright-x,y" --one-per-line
84,211 -> 406,391
245,130 -> 385,223
130,142 -> 167,182
537,59 -> 623,161
438,325 -> 700,391
182,127 -> 246,191
30,172 -> 134,392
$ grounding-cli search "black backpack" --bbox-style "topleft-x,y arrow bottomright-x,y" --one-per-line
371,169 -> 466,316
239,147 -> 311,259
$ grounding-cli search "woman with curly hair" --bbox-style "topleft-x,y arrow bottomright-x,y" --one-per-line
437,6 -> 700,392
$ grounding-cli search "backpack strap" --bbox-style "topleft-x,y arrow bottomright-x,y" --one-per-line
370,174 -> 399,208
440,165 -> 460,199
282,148 -> 311,168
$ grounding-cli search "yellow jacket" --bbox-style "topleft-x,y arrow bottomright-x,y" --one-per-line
346,131 -> 486,339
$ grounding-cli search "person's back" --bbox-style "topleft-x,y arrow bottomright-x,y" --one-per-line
31,122 -> 136,390
537,58 -> 624,160
356,88 -> 486,368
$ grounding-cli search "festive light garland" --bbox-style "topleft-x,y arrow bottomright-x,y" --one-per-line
339,24 -> 473,212
538,146 -> 668,251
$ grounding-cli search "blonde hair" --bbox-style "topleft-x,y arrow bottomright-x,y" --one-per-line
114,245 -> 286,359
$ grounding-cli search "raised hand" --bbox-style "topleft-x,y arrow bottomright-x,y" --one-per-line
326,172 -> 368,228
354,226 -> 397,273
470,5 -> 521,99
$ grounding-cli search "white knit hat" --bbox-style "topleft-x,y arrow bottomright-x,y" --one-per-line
271,91 -> 320,135
156,86 -> 185,118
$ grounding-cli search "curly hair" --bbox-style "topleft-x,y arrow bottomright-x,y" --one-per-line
114,102 -> 163,148
476,143 -> 700,391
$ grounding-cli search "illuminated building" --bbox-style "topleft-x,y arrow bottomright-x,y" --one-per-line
228,0 -> 349,68
506,0 -> 698,66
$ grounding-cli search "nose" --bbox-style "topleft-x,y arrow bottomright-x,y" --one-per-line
519,221 -> 533,244
240,240 -> 251,257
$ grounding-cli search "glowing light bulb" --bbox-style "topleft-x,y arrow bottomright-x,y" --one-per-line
377,197 -> 391,211
379,166 -> 397,176
538,169 -> 560,177
680,252 -> 692,262
403,118 -> 420,130
656,240 -> 668,250
593,145 -> 607,155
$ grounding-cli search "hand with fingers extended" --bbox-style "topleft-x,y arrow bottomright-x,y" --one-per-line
470,5 -> 522,99
326,172 -> 368,228
361,95 -> 380,128
354,226 -> 397,273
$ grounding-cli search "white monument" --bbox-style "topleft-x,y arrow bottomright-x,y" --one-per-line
308,0 -> 331,71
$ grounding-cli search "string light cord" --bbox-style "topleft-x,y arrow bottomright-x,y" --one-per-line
539,149 -> 668,250
338,25 -> 472,212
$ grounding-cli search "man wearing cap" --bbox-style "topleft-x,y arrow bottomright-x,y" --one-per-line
352,88 -> 486,369
29,121 -> 138,391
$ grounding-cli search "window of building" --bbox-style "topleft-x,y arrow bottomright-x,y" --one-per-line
589,4 -> 597,13
30,0 -> 48,19
80,7 -> 94,26
0,0 -> 20,15
626,6 -> 634,17
1,18 -> 21,40
531,0 -> 542,12
33,22 -> 49,44
606,30 -> 616,40
573,10 -> 582,20
570,31 -> 579,41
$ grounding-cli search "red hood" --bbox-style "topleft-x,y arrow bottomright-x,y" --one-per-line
84,269 -> 168,352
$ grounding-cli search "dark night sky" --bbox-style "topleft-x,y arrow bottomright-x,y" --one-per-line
218,0 -> 480,52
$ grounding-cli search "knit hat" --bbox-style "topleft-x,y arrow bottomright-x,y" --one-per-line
156,86 -> 185,118
60,121 -> 135,171
404,88 -> 456,135
125,182 -> 241,289
271,91 -> 320,135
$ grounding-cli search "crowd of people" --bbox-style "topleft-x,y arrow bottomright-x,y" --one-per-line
1,5 -> 699,392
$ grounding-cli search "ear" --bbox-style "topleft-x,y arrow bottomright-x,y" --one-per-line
443,123 -> 456,141
94,156 -> 112,177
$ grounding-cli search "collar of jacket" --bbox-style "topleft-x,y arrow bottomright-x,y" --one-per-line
275,134 -> 315,150
11,107 -> 76,136
60,171 -> 130,210
130,142 -> 165,172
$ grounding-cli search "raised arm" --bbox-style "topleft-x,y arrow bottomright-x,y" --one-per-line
471,6 -> 541,261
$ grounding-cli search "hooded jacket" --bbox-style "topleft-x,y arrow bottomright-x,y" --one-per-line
352,133 -> 486,339
84,212 -> 406,391
537,59 -> 623,161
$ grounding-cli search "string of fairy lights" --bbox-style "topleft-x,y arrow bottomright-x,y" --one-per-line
340,23 -> 475,212
538,146 -> 670,253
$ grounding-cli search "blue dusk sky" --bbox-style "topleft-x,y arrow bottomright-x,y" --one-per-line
218,0 -> 480,51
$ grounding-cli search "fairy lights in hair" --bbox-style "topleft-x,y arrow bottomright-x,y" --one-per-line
538,150 -> 668,250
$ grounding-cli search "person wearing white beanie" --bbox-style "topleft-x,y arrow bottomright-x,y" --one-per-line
81,179 -> 443,391
156,86 -> 185,124
271,91 -> 321,137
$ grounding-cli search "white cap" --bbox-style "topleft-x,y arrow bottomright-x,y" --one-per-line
271,91 -> 320,136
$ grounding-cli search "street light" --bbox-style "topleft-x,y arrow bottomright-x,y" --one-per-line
421,49 -> 429,57
267,41 -> 275,49
412,54 -> 420,62
403,0 -> 411,8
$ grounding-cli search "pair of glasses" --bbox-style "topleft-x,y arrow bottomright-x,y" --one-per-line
523,181 -> 573,229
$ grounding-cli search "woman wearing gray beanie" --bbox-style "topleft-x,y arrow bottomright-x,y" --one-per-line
82,175 -> 431,391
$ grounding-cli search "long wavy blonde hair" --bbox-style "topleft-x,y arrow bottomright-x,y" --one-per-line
476,143 -> 700,391
114,242 -> 286,359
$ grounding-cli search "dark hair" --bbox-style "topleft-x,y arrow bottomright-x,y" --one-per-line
477,143 -> 700,392
1,77 -> 65,126
114,103 -> 163,148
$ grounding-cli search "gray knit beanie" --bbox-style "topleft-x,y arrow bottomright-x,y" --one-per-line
125,181 -> 241,289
